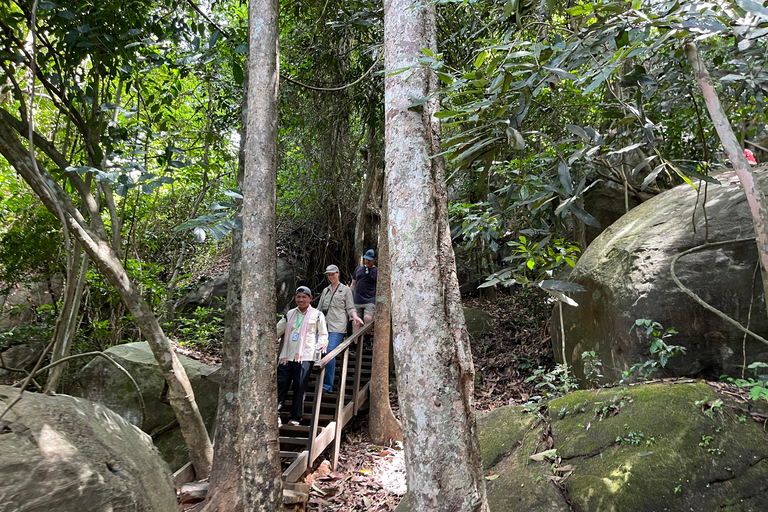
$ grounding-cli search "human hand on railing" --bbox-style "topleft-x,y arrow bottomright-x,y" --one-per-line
352,316 -> 364,327
319,340 -> 328,352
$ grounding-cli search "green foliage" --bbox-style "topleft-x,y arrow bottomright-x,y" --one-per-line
525,363 -> 578,401
582,350 -> 604,388
623,319 -> 686,381
0,206 -> 63,284
616,424 -> 654,446
164,306 -> 225,350
722,362 -> 768,402
0,304 -> 57,351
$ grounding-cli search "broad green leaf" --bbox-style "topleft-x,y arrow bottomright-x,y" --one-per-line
570,204 -> 601,228
558,161 -> 572,195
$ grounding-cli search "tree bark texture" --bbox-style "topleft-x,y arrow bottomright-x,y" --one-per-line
201,91 -> 248,512
685,42 -> 768,318
369,185 -> 402,445
238,0 -> 283,508
383,2 -> 489,510
0,119 -> 214,478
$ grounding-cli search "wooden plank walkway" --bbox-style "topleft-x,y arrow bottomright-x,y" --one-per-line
279,322 -> 373,482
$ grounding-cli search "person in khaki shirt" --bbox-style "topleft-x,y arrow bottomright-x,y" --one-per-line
317,265 -> 362,392
276,286 -> 328,426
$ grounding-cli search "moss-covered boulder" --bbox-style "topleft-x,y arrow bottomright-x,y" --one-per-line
478,381 -> 768,511
477,406 -> 569,512
77,342 -> 219,470
550,382 -> 768,511
464,307 -> 493,338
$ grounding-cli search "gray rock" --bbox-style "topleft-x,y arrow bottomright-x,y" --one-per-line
0,276 -> 62,330
77,342 -> 219,470
553,167 -> 768,382
582,184 -> 642,246
463,307 -> 493,337
176,257 -> 295,315
0,385 -> 177,512
0,340 -> 45,385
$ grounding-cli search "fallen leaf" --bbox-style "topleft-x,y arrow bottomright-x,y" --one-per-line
485,474 -> 500,481
529,449 -> 557,462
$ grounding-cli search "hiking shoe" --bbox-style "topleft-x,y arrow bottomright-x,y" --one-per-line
288,419 -> 300,426
277,416 -> 282,428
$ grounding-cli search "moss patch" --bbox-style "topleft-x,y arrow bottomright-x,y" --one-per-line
549,382 -> 768,512
474,406 -> 569,511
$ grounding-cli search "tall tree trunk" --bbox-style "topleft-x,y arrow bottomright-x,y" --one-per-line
369,185 -> 402,445
237,0 -> 283,507
0,120 -> 214,479
383,2 -> 489,511
685,42 -> 768,319
202,66 -> 249,512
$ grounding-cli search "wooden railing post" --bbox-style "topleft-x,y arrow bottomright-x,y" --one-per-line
353,337 -> 364,415
332,348 -> 350,469
308,368 -> 325,464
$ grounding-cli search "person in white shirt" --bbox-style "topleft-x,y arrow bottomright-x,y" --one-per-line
276,286 -> 328,426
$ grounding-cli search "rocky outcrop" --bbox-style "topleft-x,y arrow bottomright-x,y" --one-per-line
176,256 -> 295,315
0,339 -> 45,385
0,385 -> 177,511
77,342 -> 219,471
0,276 -> 62,330
553,167 -> 768,382
479,382 -> 768,511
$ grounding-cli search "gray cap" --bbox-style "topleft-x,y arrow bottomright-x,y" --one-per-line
325,264 -> 340,273
363,249 -> 376,260
295,286 -> 312,296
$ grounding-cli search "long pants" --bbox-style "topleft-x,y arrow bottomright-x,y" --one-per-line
322,332 -> 345,392
277,360 -> 312,422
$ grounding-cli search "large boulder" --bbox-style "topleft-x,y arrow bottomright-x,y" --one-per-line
176,257 -> 295,315
77,342 -> 219,470
0,340 -> 45,385
479,382 -> 768,511
0,385 -> 177,511
553,166 -> 768,382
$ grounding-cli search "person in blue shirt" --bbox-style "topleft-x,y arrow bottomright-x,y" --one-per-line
350,249 -> 377,334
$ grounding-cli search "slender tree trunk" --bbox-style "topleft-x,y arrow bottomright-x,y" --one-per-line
201,67 -> 249,512
383,2 -> 489,511
685,42 -> 768,318
237,0 -> 283,507
369,185 -> 402,445
45,241 -> 89,393
354,124 -> 379,263
0,120 -> 214,479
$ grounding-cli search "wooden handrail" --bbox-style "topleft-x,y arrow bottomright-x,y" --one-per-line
314,320 -> 374,368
